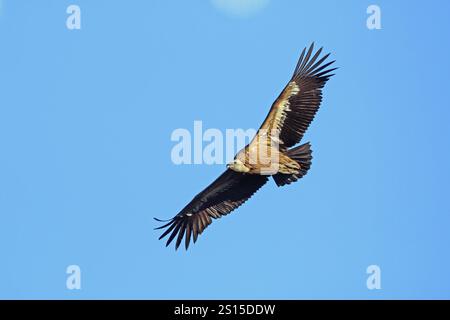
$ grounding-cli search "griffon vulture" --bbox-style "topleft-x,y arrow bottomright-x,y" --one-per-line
156,43 -> 336,250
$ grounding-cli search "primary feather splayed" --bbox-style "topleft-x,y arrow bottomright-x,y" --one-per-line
156,43 -> 336,250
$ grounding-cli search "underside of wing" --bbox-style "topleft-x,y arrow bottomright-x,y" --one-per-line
259,43 -> 336,148
155,170 -> 268,250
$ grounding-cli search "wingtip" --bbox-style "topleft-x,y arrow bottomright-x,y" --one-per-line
175,240 -> 185,251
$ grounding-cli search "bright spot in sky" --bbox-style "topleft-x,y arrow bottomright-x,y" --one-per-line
211,0 -> 270,17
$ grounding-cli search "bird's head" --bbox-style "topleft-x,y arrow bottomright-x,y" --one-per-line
227,158 -> 250,173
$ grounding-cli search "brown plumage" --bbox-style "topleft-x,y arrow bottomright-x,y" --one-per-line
156,43 -> 336,250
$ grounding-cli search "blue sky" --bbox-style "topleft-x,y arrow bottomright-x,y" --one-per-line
1,0 -> 450,299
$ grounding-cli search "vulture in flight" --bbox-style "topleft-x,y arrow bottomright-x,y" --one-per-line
156,43 -> 336,250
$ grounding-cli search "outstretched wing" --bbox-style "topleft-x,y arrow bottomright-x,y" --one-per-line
258,43 -> 336,148
156,170 -> 268,250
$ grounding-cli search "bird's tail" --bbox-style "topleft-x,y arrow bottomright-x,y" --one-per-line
272,142 -> 313,187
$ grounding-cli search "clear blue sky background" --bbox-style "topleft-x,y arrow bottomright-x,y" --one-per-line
1,0 -> 450,299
